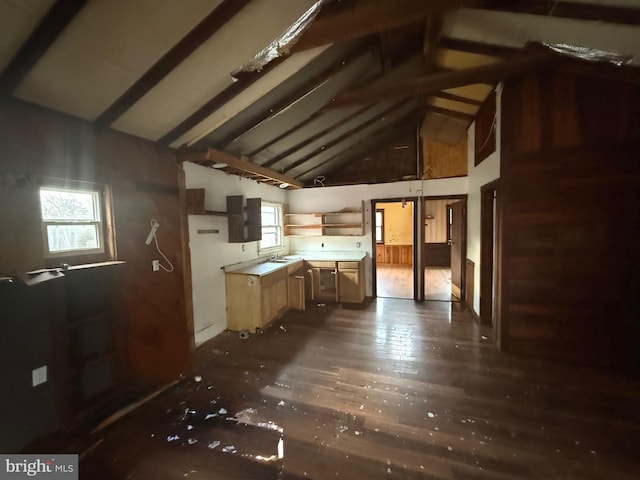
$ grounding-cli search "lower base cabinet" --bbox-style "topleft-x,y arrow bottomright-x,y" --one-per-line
338,261 -> 365,303
226,268 -> 288,332
226,258 -> 366,332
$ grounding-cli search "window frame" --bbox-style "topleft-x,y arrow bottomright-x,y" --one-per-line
375,209 -> 385,244
258,200 -> 284,254
39,185 -> 106,259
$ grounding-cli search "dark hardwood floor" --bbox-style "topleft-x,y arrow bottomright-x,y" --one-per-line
63,299 -> 640,478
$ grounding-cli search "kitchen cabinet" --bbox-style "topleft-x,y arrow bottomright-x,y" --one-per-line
305,259 -> 365,303
306,261 -> 338,301
287,261 -> 305,311
338,261 -> 365,303
185,189 -> 261,243
225,268 -> 288,332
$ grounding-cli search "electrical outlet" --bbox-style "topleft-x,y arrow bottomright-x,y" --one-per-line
32,366 -> 47,387
152,260 -> 160,272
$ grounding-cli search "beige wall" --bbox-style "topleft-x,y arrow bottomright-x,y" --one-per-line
424,199 -> 449,243
377,201 -> 413,245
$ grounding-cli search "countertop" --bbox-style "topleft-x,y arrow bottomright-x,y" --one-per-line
227,251 -> 366,277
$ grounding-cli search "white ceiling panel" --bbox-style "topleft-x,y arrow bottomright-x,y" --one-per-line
175,46 -> 329,148
14,0 -> 223,119
113,0 -> 318,141
0,0 -> 54,73
442,8 -> 640,66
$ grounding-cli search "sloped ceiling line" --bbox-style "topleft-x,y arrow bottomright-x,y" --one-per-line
480,0 -> 640,26
331,47 -> 556,108
303,116 -> 418,183
93,0 -> 252,131
291,0 -> 477,53
156,55 -> 287,147
295,109 -> 420,182
282,99 -> 414,175
427,105 -> 475,121
214,39 -> 375,149
434,91 -> 483,106
260,103 -> 372,168
242,35 -> 424,159
438,37 -> 518,57
0,0 -> 87,97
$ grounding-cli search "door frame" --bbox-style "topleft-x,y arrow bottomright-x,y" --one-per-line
371,197 -> 419,300
421,194 -> 467,303
480,179 -> 501,334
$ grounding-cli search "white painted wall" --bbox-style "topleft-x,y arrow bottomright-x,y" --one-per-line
185,105 -> 498,344
466,84 -> 501,315
288,177 -> 468,296
183,161 -> 289,345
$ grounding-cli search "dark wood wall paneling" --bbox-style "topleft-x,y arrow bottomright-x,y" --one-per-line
425,243 -> 450,266
0,101 -> 190,404
500,70 -> 640,371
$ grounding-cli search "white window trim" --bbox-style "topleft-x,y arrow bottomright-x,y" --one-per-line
40,186 -> 105,258
258,201 -> 284,254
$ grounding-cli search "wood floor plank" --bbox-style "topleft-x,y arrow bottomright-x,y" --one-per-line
32,298 -> 640,479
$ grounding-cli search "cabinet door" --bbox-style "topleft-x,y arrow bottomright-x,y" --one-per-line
275,276 -> 288,314
261,284 -> 274,327
288,271 -> 306,310
338,269 -> 360,303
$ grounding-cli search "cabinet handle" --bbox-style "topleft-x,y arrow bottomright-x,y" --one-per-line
330,270 -> 337,275
294,276 -> 304,279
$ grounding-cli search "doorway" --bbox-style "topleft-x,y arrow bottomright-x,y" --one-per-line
480,181 -> 500,333
373,199 -> 415,299
422,196 -> 467,302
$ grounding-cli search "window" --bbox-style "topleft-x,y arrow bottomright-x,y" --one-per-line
259,201 -> 283,251
39,186 -> 104,257
375,209 -> 384,244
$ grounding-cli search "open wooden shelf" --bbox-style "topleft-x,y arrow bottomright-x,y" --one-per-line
284,203 -> 364,237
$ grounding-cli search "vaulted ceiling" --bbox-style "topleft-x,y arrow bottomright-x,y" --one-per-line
1,0 -> 639,187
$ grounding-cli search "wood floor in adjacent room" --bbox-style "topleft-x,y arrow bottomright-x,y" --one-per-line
377,265 -> 456,301
73,299 -> 639,479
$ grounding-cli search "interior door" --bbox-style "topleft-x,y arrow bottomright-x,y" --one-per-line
448,201 -> 464,299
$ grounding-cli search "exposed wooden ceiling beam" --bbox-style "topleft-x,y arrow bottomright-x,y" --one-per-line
245,35 -> 423,159
244,107 -> 327,158
434,91 -> 484,106
183,149 -> 303,189
309,116 -> 418,182
291,0 -> 478,53
423,15 -> 443,72
0,0 -> 88,97
480,0 -> 640,26
330,48 -> 556,107
283,100 -> 414,174
94,0 -> 252,130
438,37 -> 517,57
261,104 -> 372,168
215,40 -> 373,149
157,56 -> 286,147
295,113 -> 418,181
427,105 -> 475,122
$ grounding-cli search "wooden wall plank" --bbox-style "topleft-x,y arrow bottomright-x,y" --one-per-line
500,70 -> 640,371
0,98 -> 190,390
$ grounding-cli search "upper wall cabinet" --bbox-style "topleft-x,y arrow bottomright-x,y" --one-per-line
284,203 -> 364,237
186,189 -> 261,243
